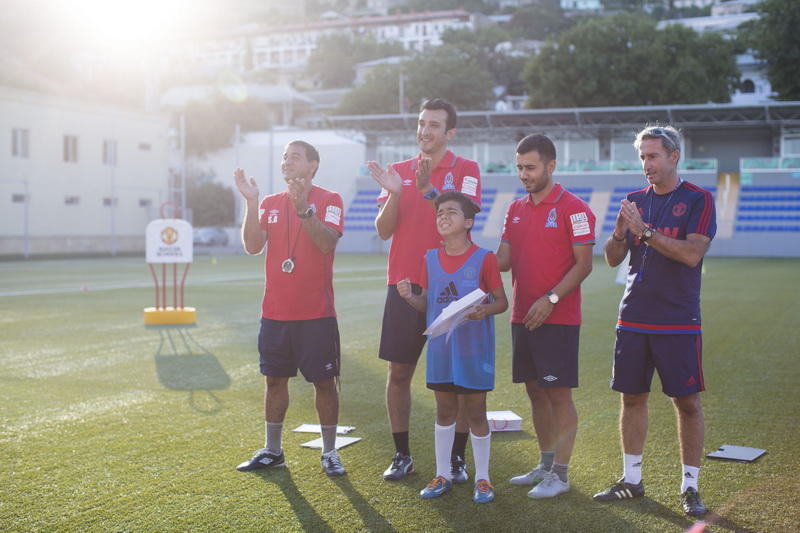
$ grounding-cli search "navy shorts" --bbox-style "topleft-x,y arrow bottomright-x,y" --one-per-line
512,323 -> 580,387
612,329 -> 704,398
258,317 -> 340,382
378,284 -> 427,365
427,382 -> 490,394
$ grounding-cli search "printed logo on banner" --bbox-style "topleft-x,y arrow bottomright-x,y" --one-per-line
161,227 -> 179,245
545,208 -> 558,228
325,205 -> 342,225
442,172 -> 455,190
461,176 -> 478,197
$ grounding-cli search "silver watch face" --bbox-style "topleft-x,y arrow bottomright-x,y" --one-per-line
548,292 -> 559,304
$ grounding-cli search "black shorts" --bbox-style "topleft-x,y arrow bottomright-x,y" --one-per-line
258,317 -> 340,382
427,382 -> 490,394
612,329 -> 705,398
512,323 -> 580,387
378,284 -> 427,365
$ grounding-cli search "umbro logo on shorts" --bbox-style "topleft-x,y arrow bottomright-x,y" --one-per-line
436,282 -> 459,304
543,375 -> 558,382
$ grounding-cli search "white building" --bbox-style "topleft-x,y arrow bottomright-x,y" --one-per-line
168,10 -> 476,78
0,87 -> 170,256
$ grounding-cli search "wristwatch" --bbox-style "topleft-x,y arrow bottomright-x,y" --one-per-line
640,226 -> 655,244
546,290 -> 559,305
422,187 -> 439,201
297,206 -> 314,219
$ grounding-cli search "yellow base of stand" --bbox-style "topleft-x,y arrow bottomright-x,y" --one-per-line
144,307 -> 196,325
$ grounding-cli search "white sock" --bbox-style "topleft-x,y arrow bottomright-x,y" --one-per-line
265,421 -> 283,454
681,464 -> 700,492
623,453 -> 643,485
470,431 -> 491,483
434,422 -> 456,480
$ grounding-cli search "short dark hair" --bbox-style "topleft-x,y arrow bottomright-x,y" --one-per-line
516,134 -> 557,163
287,140 -> 320,164
434,191 -> 480,221
420,98 -> 457,131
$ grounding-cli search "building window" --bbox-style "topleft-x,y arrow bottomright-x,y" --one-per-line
138,142 -> 151,151
783,136 -> 800,156
103,139 -> 118,166
63,135 -> 78,162
139,198 -> 152,207
12,128 -> 29,158
102,197 -> 117,206
64,195 -> 80,205
741,79 -> 755,93
12,193 -> 27,203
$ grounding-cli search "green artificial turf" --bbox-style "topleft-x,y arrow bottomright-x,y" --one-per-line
1,254 -> 798,532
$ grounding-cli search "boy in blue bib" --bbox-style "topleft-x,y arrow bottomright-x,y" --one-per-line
398,191 -> 508,503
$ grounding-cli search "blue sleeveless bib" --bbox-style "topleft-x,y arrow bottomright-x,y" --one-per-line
425,247 -> 495,390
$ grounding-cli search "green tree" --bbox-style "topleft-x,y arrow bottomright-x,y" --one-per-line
747,0 -> 800,100
187,176 -> 236,227
337,63 -> 403,115
508,0 -> 572,41
440,26 -> 527,95
306,33 -> 405,89
179,97 -> 272,155
338,44 -> 494,114
523,13 -> 739,108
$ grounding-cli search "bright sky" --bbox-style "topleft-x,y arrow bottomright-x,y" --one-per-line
52,0 -> 214,56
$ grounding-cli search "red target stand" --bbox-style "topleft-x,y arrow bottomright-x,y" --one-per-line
144,203 -> 196,325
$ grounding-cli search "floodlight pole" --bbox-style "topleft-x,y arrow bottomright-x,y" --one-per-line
180,114 -> 187,219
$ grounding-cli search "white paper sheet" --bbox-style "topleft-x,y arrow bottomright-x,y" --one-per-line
300,436 -> 362,450
423,288 -> 487,342
293,424 -> 355,434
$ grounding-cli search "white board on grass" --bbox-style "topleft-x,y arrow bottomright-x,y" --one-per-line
707,444 -> 766,462
487,410 -> 523,432
301,436 -> 361,450
293,424 -> 355,434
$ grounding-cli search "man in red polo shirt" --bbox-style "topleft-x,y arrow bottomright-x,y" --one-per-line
497,134 -> 595,498
233,140 -> 346,477
367,98 -> 481,482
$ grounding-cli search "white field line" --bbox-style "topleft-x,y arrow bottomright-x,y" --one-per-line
0,267 -> 386,297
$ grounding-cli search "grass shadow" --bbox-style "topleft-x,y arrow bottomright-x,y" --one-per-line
331,476 -> 399,533
149,325 -> 231,414
254,467 -> 333,532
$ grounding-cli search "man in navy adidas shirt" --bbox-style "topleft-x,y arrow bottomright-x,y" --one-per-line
594,125 -> 716,517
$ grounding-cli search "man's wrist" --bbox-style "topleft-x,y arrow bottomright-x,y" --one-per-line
611,231 -> 626,242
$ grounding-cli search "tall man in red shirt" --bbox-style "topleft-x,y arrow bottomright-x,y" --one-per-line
497,134 -> 595,498
368,98 -> 482,481
233,140 -> 347,477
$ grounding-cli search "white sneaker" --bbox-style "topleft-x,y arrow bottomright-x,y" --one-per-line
528,471 -> 570,498
510,464 -> 549,486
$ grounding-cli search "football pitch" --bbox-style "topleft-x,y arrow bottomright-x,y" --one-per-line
1,253 -> 798,532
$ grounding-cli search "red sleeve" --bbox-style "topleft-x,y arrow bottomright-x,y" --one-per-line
320,192 -> 344,234
564,200 -> 596,245
258,196 -> 270,230
419,258 -> 428,290
479,252 -> 503,293
500,203 -> 515,242
455,159 -> 481,206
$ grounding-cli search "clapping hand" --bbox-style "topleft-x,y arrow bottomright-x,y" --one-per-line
368,161 -> 402,195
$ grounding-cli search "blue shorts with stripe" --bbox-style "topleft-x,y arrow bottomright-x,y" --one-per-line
612,329 -> 704,398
